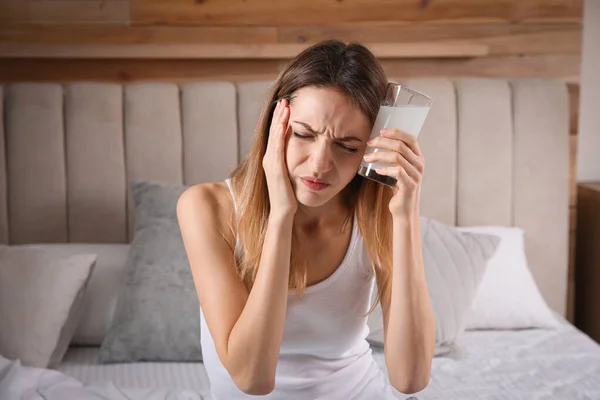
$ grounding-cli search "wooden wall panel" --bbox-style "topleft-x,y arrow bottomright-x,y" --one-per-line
381,54 -> 580,81
131,0 -> 581,26
567,82 -> 579,323
0,24 -> 581,59
0,54 -> 581,84
0,24 -> 580,54
569,84 -> 580,207
0,42 -> 490,59
0,1 -> 129,25
278,24 -> 581,55
0,59 -> 284,83
0,25 -> 278,45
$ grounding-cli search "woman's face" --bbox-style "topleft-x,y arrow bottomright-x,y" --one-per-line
285,86 -> 372,208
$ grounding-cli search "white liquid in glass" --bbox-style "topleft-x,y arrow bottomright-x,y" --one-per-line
363,105 -> 429,169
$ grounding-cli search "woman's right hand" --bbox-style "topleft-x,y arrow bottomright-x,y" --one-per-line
262,99 -> 298,217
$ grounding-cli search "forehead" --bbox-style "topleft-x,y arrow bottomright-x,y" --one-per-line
290,86 -> 371,136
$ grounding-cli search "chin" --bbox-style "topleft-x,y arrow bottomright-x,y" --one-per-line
296,195 -> 329,208
294,185 -> 335,208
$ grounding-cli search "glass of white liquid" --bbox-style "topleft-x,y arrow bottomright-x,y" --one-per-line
358,83 -> 432,187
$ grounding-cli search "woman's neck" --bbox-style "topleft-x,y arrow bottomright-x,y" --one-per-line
294,197 -> 352,236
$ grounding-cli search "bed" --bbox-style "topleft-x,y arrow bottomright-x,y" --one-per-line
54,313 -> 600,399
1,78 -> 600,400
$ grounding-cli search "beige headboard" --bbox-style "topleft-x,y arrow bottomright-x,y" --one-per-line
0,78 -> 570,315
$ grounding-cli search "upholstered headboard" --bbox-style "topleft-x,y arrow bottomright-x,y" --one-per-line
0,78 -> 570,315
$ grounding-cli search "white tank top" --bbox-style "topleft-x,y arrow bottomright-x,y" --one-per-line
199,179 -> 403,399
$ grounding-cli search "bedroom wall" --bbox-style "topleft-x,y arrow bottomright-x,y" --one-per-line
0,1 -> 583,83
0,0 -> 584,322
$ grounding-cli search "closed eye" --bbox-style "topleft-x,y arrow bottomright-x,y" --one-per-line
292,132 -> 358,154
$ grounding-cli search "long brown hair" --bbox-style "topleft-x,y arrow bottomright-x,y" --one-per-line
229,40 -> 394,316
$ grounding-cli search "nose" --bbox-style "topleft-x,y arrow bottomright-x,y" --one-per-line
310,140 -> 333,174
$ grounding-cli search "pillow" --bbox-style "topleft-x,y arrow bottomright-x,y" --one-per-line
98,180 -> 202,363
367,216 -> 500,357
0,245 -> 96,368
457,226 -> 559,330
18,244 -> 131,345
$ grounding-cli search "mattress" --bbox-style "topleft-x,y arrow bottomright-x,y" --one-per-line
403,313 -> 600,400
56,313 -> 600,400
56,347 -> 212,396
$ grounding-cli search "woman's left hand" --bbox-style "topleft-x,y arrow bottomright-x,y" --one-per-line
362,128 -> 425,217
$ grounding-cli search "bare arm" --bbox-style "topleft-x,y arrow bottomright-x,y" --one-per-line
227,210 -> 293,394
381,213 -> 435,394
177,185 -> 293,395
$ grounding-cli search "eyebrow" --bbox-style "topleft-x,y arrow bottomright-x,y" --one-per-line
292,121 -> 363,143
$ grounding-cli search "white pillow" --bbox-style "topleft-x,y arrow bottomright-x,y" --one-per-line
367,216 -> 500,357
457,226 -> 559,330
0,245 -> 97,368
19,244 -> 130,345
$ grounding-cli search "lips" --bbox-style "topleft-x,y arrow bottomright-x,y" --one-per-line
302,177 -> 328,184
301,178 -> 330,191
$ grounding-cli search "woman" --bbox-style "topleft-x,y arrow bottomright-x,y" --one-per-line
177,39 -> 435,399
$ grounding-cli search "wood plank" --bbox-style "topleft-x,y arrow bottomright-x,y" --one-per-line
0,23 -> 580,57
0,42 -> 489,59
132,0 -> 582,26
568,83 -> 580,135
0,54 -> 581,83
278,23 -> 582,56
0,59 -> 283,83
469,29 -> 581,56
380,53 -> 580,80
568,85 -> 579,320
0,1 -> 129,24
570,206 -> 576,289
0,25 -> 279,45
568,83 -> 579,209
571,134 -> 578,208
279,23 -> 580,44
567,277 -> 575,323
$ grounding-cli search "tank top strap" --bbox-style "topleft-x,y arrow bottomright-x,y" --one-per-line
224,179 -> 370,277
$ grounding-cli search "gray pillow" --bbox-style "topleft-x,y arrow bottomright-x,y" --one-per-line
98,180 -> 201,363
367,216 -> 500,358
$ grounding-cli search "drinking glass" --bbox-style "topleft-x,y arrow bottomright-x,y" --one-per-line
358,83 -> 432,187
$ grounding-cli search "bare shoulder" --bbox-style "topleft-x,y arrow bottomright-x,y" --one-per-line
177,181 -> 236,244
177,180 -> 249,368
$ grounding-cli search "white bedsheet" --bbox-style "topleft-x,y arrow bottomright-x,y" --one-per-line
393,313 -> 600,400
0,355 -> 206,400
53,313 -> 600,400
56,348 -> 211,396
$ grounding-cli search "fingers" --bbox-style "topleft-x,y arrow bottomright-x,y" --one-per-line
364,150 -> 419,181
280,100 -> 290,136
374,166 -> 416,189
272,99 -> 289,133
368,134 -> 421,161
268,100 -> 285,153
272,100 -> 283,134
366,133 -> 424,176
378,128 -> 422,157
276,102 -> 289,155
